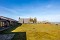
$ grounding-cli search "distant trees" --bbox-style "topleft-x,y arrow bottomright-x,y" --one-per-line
29,17 -> 37,23
30,18 -> 33,23
34,17 -> 37,23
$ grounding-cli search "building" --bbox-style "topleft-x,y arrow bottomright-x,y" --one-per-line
19,17 -> 37,23
19,18 -> 30,23
0,16 -> 18,27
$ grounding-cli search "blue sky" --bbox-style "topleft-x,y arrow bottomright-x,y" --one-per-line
0,0 -> 60,22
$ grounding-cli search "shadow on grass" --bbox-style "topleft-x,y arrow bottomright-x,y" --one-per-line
0,23 -> 26,40
11,32 -> 26,40
0,23 -> 22,33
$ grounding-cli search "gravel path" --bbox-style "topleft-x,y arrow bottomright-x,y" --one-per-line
0,34 -> 15,40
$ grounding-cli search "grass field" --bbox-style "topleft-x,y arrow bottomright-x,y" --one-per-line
11,24 -> 60,40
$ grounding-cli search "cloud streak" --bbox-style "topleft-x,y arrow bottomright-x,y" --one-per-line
0,6 -> 18,14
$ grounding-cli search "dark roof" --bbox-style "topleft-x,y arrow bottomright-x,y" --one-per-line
0,16 -> 17,22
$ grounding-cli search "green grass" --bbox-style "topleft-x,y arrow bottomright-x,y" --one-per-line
12,24 -> 60,40
1,23 -> 60,40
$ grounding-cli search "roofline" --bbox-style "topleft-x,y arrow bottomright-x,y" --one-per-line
0,16 -> 17,22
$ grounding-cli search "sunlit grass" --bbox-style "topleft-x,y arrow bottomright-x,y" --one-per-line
12,24 -> 60,40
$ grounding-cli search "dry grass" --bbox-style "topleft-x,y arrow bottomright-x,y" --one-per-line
12,24 -> 60,40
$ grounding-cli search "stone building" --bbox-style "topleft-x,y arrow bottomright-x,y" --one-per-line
19,18 -> 30,23
0,16 -> 18,27
18,17 -> 37,23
